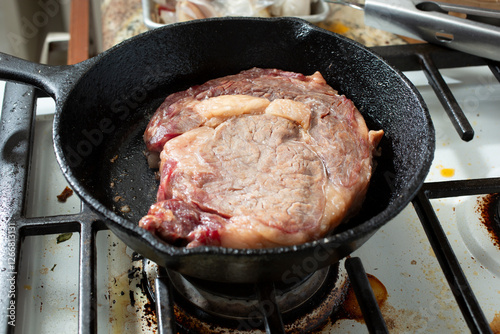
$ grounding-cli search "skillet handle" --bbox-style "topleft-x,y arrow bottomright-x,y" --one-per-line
0,52 -> 86,100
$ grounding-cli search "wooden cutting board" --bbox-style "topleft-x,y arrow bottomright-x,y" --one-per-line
67,0 -> 89,65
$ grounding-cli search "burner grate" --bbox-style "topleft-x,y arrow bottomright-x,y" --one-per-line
1,43 -> 499,333
0,83 -> 107,334
372,43 -> 499,142
414,179 -> 500,334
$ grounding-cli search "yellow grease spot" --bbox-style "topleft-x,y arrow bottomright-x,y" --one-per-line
440,168 -> 455,178
318,22 -> 350,34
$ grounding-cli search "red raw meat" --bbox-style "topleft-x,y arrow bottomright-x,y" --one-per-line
140,68 -> 383,248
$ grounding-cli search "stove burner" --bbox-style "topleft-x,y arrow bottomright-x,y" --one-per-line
2,44 -> 500,334
179,270 -> 318,304
142,259 -> 349,332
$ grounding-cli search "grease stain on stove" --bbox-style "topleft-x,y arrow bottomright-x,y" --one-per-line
476,193 -> 500,249
336,273 -> 388,320
440,168 -> 455,178
409,249 -> 464,332
105,233 -> 158,334
491,311 -> 500,334
141,299 -> 157,331
326,273 -> 436,333
435,164 -> 456,178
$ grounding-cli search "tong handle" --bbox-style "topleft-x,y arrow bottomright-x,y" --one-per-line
417,1 -> 500,20
364,0 -> 500,61
323,0 -> 365,11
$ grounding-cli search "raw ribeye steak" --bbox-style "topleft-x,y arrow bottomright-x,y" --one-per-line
139,68 -> 383,248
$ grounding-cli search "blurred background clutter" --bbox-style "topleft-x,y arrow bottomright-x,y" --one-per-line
0,0 -> 411,65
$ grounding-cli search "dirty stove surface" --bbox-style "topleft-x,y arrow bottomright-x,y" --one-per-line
1,49 -> 500,333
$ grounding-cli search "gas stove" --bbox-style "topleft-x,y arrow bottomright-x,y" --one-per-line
1,44 -> 500,333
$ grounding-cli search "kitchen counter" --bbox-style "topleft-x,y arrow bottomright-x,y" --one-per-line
101,0 -> 149,51
100,0 -> 408,51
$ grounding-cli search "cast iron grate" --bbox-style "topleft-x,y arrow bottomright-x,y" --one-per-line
0,43 -> 499,334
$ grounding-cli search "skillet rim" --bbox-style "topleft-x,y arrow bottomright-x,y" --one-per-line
53,16 -> 435,257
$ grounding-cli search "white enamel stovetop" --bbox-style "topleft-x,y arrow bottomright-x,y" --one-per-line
1,62 -> 499,333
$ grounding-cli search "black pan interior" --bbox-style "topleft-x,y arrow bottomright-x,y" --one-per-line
53,17 -> 434,282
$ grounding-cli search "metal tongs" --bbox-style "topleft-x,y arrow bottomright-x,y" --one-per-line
325,0 -> 500,61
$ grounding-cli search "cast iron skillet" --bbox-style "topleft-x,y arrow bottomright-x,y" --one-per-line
0,17 -> 434,283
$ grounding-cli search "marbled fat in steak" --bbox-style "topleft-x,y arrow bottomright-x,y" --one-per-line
139,68 -> 383,248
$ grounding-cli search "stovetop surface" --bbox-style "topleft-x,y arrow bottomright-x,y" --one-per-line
1,60 -> 499,333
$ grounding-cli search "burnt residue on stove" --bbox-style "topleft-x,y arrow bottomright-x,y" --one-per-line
141,262 -> 350,333
334,273 -> 388,321
140,262 -> 446,333
324,272 -> 422,332
476,193 -> 500,249
318,272 -> 391,333
139,263 -> 438,333
141,299 -> 157,329
491,311 -> 500,334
